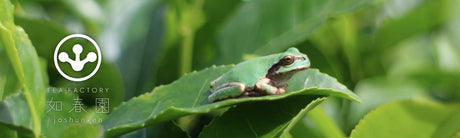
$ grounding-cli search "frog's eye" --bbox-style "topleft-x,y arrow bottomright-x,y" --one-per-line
282,55 -> 294,65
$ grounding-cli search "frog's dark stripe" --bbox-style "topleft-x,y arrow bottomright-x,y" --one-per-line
266,62 -> 282,78
266,56 -> 306,78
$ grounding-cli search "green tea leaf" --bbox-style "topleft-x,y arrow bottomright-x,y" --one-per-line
0,44 -> 20,100
305,107 -> 346,138
373,0 -> 450,49
286,115 -> 321,138
431,110 -> 460,138
13,16 -> 70,63
0,125 -> 17,138
199,97 -> 327,138
61,124 -> 103,138
99,0 -> 164,99
286,102 -> 348,138
192,0 -> 241,69
54,61 -> 125,111
347,78 -> 425,130
350,100 -> 460,138
41,90 -> 89,138
287,68 -> 360,102
102,65 -> 359,137
0,93 -> 35,138
0,0 -> 46,136
146,121 -> 190,138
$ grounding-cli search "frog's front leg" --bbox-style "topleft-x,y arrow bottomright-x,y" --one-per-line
255,78 -> 286,95
210,75 -> 224,88
208,82 -> 245,102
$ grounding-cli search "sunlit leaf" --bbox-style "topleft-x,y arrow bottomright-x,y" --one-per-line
347,78 -> 425,130
350,100 -> 460,138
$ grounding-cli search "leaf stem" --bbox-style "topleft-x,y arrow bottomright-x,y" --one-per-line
180,27 -> 193,75
178,0 -> 204,75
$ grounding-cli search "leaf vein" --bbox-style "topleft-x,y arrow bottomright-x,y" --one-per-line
192,78 -> 209,107
245,118 -> 259,138
148,101 -> 161,119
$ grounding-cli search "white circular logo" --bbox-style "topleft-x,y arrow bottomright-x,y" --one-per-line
54,34 -> 102,82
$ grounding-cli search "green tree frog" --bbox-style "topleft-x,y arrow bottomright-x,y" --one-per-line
209,47 -> 311,102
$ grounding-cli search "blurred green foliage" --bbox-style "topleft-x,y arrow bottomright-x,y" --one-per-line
1,0 -> 460,137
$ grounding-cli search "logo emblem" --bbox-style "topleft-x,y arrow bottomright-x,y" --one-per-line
54,34 -> 101,82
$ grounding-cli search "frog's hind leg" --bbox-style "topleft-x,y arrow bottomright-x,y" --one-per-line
255,78 -> 286,95
208,82 -> 245,103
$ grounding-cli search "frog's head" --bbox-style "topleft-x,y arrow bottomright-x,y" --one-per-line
267,47 -> 310,77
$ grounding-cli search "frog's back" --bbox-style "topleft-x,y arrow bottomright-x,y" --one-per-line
214,54 -> 280,87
